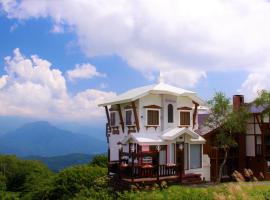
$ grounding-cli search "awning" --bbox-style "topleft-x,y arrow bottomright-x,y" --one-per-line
161,127 -> 200,140
120,127 -> 205,145
120,133 -> 163,145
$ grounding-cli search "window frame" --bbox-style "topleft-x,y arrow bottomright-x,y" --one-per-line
145,108 -> 160,126
125,109 -> 133,126
110,111 -> 117,127
179,110 -> 192,126
167,104 -> 174,123
189,144 -> 202,169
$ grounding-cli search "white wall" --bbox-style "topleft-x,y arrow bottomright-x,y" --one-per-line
108,94 -> 199,161
139,94 -> 162,133
109,134 -> 121,161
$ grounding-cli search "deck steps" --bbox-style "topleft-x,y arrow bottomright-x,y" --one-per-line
182,173 -> 202,184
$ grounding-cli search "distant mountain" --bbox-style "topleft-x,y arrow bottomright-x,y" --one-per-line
0,116 -> 106,141
55,121 -> 106,141
0,121 -> 106,157
24,153 -> 95,172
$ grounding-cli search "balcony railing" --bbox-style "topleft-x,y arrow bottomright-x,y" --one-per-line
115,151 -> 182,182
118,163 -> 181,182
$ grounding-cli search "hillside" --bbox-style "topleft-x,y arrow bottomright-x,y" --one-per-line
0,121 -> 106,157
24,153 -> 95,172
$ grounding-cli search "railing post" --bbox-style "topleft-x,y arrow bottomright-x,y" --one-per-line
132,151 -> 134,183
119,149 -> 121,179
157,152 -> 160,182
178,164 -> 182,183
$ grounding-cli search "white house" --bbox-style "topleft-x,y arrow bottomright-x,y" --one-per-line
99,77 -> 210,183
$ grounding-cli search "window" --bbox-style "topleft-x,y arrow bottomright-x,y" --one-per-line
171,144 -> 175,163
110,112 -> 116,126
190,144 -> 202,169
168,104 -> 174,123
147,110 -> 159,126
159,150 -> 166,165
125,110 -> 132,125
180,111 -> 190,126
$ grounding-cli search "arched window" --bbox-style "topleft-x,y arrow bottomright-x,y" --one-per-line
168,104 -> 173,123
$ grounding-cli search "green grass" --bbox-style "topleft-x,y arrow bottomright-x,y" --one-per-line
118,182 -> 270,200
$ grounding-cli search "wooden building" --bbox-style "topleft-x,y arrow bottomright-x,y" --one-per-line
98,75 -> 211,184
199,95 -> 270,181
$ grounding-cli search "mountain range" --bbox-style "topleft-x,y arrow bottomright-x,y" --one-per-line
0,121 -> 106,157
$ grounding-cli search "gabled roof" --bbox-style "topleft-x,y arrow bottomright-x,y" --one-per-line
98,82 -> 205,106
245,102 -> 268,114
121,133 -> 164,145
161,127 -> 200,140
120,127 -> 205,145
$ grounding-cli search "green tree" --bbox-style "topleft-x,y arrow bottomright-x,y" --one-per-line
90,154 -> 107,168
48,165 -> 107,199
205,92 -> 249,183
255,90 -> 270,115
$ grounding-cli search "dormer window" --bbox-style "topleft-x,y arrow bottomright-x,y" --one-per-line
125,109 -> 133,126
168,104 -> 174,123
110,112 -> 116,127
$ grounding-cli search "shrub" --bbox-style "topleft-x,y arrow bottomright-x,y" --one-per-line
90,154 -> 107,168
47,165 -> 107,199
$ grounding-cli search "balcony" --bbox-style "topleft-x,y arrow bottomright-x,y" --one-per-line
108,151 -> 183,183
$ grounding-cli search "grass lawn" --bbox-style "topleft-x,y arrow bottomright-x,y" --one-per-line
118,182 -> 270,200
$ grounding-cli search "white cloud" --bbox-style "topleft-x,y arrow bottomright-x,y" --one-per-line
238,71 -> 270,101
0,48 -> 116,123
3,0 -> 270,91
66,63 -> 106,81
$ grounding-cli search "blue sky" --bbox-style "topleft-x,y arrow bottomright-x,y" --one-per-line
0,16 -> 148,95
0,0 -> 270,125
0,16 -> 248,99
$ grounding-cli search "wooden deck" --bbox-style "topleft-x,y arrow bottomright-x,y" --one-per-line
122,175 -> 179,183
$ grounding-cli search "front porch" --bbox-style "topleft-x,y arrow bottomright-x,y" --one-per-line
109,145 -> 203,184
119,151 -> 183,183
108,127 -> 209,184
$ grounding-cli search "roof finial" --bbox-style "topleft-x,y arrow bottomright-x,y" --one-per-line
158,71 -> 164,83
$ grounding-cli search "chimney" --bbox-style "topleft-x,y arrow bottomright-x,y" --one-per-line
233,95 -> 244,110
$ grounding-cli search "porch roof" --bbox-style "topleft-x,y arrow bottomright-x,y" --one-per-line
161,127 -> 200,140
121,133 -> 164,145
120,127 -> 205,145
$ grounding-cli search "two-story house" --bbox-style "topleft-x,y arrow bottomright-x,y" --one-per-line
98,78 -> 210,184
201,95 -> 270,182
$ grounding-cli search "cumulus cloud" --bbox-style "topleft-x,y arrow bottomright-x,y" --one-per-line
66,63 -> 106,81
0,48 -> 116,122
238,71 -> 270,101
3,0 -> 270,94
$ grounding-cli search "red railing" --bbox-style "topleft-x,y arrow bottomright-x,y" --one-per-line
119,164 -> 180,179
117,151 -> 182,181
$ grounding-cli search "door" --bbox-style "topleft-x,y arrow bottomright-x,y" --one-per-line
176,143 -> 185,178
176,143 -> 184,165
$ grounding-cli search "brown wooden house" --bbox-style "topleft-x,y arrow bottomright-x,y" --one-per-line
199,95 -> 270,181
